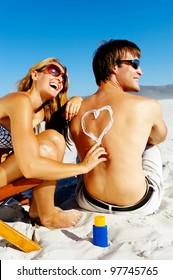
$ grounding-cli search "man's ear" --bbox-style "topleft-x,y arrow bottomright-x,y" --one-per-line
31,71 -> 39,80
112,64 -> 118,74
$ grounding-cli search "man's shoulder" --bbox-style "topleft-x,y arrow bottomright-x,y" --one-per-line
129,95 -> 162,117
129,93 -> 159,106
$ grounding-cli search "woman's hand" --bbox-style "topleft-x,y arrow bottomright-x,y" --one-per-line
80,143 -> 107,173
65,96 -> 83,121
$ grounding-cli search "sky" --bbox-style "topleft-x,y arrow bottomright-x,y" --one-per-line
0,0 -> 173,98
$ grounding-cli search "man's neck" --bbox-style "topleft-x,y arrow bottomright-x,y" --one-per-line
107,80 -> 121,89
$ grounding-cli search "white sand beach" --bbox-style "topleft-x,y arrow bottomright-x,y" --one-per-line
0,98 -> 173,260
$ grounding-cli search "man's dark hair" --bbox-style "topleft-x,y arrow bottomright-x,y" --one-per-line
92,39 -> 141,85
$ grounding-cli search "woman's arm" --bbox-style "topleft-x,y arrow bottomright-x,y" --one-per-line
6,94 -> 106,180
64,96 -> 83,121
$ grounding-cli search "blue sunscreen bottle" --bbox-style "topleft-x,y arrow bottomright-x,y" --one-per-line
93,215 -> 108,247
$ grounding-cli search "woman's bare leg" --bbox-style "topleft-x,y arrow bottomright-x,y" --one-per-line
29,130 -> 82,228
29,129 -> 66,218
0,129 -> 82,228
30,179 -> 81,228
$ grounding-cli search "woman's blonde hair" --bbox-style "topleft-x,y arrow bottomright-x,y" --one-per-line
17,57 -> 69,124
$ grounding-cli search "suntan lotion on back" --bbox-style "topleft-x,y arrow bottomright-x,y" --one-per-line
93,215 -> 108,247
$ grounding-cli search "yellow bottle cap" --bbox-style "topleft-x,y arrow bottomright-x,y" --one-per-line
94,215 -> 106,226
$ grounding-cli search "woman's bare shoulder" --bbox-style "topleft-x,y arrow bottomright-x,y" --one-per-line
1,91 -> 29,101
0,92 -> 32,117
1,92 -> 31,106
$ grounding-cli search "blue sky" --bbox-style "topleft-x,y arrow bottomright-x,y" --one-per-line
0,0 -> 172,98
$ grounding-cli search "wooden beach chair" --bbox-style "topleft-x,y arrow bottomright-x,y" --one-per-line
0,178 -> 41,202
0,178 -> 42,252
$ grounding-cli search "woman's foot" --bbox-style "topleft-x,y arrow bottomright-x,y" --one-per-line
29,202 -> 82,229
40,207 -> 82,229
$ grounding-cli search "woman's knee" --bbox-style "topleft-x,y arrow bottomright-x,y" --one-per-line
39,141 -> 57,160
38,130 -> 66,161
38,130 -> 65,146
49,130 -> 66,149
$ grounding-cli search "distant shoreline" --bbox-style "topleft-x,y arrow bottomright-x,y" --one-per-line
1,84 -> 173,100
139,84 -> 173,99
82,84 -> 173,100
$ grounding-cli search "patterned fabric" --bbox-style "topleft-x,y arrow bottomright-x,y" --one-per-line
0,125 -> 13,148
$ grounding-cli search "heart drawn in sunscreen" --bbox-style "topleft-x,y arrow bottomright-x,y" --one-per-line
81,105 -> 113,144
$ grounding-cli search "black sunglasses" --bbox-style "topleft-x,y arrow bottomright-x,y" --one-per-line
38,64 -> 67,84
116,59 -> 140,69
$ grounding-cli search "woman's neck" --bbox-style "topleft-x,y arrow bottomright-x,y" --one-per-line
27,89 -> 45,112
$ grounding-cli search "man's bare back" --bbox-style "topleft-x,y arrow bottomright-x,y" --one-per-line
70,39 -> 167,213
70,85 -> 165,205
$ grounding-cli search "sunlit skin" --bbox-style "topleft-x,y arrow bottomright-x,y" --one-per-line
70,51 -> 167,207
0,60 -> 107,228
114,53 -> 143,92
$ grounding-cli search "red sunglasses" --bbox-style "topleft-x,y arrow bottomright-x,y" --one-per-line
38,64 -> 67,84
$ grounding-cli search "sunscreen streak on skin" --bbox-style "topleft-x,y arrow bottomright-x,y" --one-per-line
81,105 -> 114,144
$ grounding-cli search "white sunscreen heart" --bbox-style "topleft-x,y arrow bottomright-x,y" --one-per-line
81,105 -> 113,144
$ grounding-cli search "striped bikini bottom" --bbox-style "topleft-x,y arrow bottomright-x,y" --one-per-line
0,125 -> 13,149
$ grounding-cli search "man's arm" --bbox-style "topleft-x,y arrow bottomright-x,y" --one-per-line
148,100 -> 167,145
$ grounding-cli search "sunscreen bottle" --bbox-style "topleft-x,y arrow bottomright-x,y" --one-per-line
93,215 -> 108,247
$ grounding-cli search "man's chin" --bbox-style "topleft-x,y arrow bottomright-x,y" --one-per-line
128,87 -> 140,93
133,85 -> 140,92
